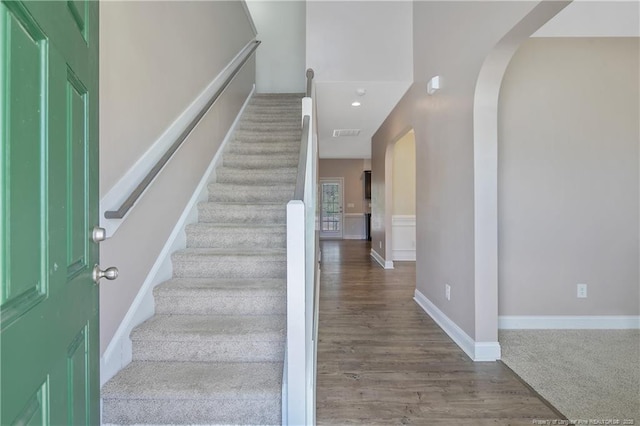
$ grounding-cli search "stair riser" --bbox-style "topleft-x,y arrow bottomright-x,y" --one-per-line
198,206 -> 286,223
102,398 -> 280,426
132,340 -> 284,363
172,258 -> 286,279
154,295 -> 285,315
187,229 -> 286,249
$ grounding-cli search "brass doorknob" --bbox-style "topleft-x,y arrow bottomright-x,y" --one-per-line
93,265 -> 119,284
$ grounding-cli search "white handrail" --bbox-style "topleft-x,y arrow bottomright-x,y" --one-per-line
284,70 -> 318,425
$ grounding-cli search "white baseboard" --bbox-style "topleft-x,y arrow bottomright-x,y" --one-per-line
499,315 -> 640,330
414,289 -> 501,361
392,249 -> 416,261
370,249 -> 394,269
343,235 -> 365,240
99,40 -> 258,237
99,86 -> 256,386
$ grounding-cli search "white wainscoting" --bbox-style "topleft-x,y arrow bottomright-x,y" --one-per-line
343,213 -> 366,240
392,215 -> 416,261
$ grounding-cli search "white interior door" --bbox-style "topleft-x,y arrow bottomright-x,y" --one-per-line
319,178 -> 343,239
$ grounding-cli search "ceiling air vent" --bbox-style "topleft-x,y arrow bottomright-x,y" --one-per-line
332,129 -> 361,137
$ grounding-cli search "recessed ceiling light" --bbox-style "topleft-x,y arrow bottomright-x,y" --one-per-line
351,101 -> 361,107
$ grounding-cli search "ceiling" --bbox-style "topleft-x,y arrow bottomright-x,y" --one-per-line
315,82 -> 411,158
310,0 -> 639,160
306,1 -> 413,160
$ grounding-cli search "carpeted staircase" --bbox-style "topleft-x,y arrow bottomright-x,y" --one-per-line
101,94 -> 303,425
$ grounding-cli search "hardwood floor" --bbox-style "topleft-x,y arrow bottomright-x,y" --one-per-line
316,240 -> 561,425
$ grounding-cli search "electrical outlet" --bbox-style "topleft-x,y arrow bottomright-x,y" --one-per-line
577,283 -> 587,298
445,284 -> 451,301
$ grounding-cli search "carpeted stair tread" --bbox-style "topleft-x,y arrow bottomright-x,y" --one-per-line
215,167 -> 297,185
226,141 -> 301,155
154,277 -> 286,297
153,278 -> 285,316
237,121 -> 301,131
207,183 -> 294,202
197,202 -> 286,224
130,315 -> 285,362
186,223 -> 285,249
101,361 -> 281,424
173,247 -> 286,257
223,153 -> 299,169
132,315 -> 285,342
102,361 -> 282,399
239,116 -> 300,126
172,248 -> 286,279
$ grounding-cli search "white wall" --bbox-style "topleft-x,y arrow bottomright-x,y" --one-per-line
498,37 -> 639,317
246,1 -> 306,93
99,1 -> 255,353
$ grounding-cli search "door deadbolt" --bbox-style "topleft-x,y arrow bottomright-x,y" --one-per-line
92,226 -> 107,243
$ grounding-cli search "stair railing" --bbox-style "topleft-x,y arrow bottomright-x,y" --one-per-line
284,68 -> 319,425
103,40 -> 261,221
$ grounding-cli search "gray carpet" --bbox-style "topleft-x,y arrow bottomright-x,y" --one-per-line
101,94 -> 303,425
500,329 -> 640,422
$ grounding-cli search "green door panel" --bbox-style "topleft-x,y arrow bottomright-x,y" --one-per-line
1,1 -> 99,424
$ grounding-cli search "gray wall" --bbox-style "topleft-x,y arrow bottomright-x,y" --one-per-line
319,159 -> 370,215
371,1 -> 565,341
498,37 -> 640,316
99,1 -> 256,353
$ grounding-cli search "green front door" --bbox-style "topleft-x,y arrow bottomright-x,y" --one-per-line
0,1 -> 99,424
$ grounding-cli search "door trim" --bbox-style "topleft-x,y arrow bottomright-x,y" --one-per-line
319,177 -> 344,240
